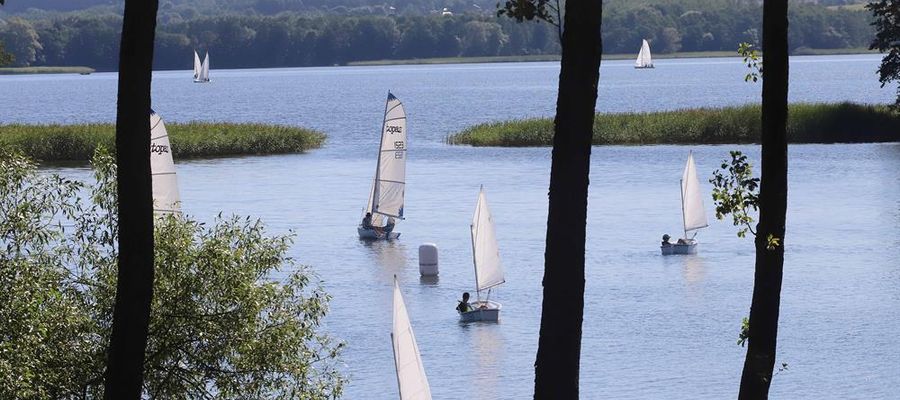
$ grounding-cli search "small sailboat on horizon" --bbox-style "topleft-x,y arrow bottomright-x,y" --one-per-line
150,109 -> 181,214
358,92 -> 407,240
635,39 -> 654,69
458,186 -> 505,323
391,276 -> 432,400
661,151 -> 708,255
193,50 -> 210,83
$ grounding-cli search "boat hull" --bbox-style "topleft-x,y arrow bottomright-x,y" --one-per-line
458,300 -> 501,323
193,79 -> 209,83
357,226 -> 400,240
661,240 -> 698,255
635,65 -> 655,69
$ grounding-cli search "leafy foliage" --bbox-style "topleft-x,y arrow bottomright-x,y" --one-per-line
737,316 -> 750,346
0,148 -> 344,398
709,151 -> 759,238
867,0 -> 900,108
738,41 -> 762,83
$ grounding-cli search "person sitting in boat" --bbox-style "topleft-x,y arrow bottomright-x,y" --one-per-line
456,292 -> 472,313
661,234 -> 672,246
676,238 -> 688,245
362,212 -> 374,230
384,217 -> 396,234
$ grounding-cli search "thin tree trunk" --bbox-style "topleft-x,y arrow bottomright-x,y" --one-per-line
103,0 -> 159,398
738,0 -> 789,398
533,1 -> 603,398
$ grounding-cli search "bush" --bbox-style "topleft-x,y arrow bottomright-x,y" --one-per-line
0,148 -> 344,398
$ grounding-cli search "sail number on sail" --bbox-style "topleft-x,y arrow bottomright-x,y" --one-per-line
388,124 -> 405,159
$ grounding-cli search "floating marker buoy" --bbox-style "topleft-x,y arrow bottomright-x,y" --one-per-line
418,243 -> 439,276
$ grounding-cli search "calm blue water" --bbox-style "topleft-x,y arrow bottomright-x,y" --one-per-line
2,55 -> 898,399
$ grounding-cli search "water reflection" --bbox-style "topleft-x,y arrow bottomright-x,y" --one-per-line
360,239 -> 409,282
419,275 -> 440,286
459,323 -> 503,399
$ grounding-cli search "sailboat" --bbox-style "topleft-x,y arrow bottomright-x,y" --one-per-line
662,151 -> 708,255
150,109 -> 181,214
391,276 -> 432,400
193,50 -> 210,83
358,92 -> 407,240
634,39 -> 654,69
459,186 -> 505,323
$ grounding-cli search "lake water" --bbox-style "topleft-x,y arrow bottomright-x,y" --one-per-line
2,55 -> 899,399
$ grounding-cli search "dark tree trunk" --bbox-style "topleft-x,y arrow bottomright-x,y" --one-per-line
103,0 -> 158,398
533,1 -> 603,398
738,0 -> 789,398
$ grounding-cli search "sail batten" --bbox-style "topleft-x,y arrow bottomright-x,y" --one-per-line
150,110 -> 181,214
392,277 -> 432,400
681,151 -> 708,234
471,187 -> 505,293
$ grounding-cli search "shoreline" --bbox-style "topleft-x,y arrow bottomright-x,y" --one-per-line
0,66 -> 96,75
2,48 -> 878,75
347,48 -> 877,66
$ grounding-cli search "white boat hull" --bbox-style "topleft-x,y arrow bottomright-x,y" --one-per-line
357,226 -> 400,240
661,240 -> 698,255
458,300 -> 501,323
193,79 -> 209,83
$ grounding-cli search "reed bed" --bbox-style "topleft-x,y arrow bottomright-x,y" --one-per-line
447,103 -> 900,147
0,122 -> 325,161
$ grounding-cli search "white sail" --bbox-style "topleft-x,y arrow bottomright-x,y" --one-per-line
471,186 -> 504,293
391,277 -> 432,400
635,39 -> 653,68
370,92 -> 407,219
150,109 -> 181,214
199,52 -> 210,82
681,151 -> 708,234
193,50 -> 201,80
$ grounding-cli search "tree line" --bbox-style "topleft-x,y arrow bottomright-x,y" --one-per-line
0,2 -> 874,69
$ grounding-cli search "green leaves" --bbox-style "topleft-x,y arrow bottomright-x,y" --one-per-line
737,316 -> 750,347
738,42 -> 762,83
1,150 -> 344,399
709,150 -> 760,238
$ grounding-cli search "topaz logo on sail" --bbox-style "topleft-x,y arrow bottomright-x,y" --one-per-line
150,143 -> 170,155
386,125 -> 402,134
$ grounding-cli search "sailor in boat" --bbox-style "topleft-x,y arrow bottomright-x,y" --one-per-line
384,217 -> 396,235
362,212 -> 374,230
661,234 -> 672,247
456,292 -> 472,313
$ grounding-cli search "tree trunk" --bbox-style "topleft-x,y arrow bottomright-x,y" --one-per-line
103,0 -> 158,398
738,0 -> 789,398
533,1 -> 603,398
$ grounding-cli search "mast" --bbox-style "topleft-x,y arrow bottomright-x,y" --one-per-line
471,187 -> 482,300
680,178 -> 687,239
370,91 -> 391,216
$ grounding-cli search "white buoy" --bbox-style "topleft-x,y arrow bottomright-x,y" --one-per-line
418,243 -> 439,276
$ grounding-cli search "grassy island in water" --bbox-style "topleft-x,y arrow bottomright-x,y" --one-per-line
448,103 -> 900,147
0,122 -> 325,161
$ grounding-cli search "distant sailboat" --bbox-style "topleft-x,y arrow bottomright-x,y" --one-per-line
193,50 -> 210,83
391,276 -> 432,400
150,109 -> 181,213
662,151 -> 708,255
459,186 -> 504,323
635,39 -> 654,69
358,92 -> 407,240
